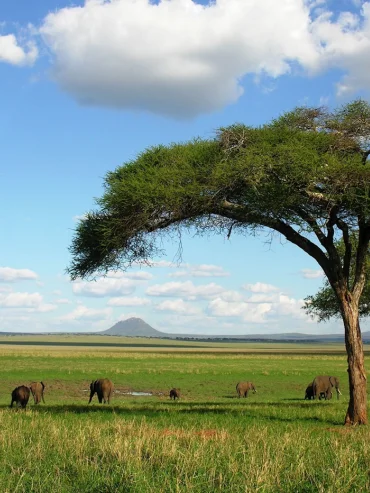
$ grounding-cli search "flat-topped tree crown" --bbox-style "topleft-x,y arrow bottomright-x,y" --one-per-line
68,100 -> 370,425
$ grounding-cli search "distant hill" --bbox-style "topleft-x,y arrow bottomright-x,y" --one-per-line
99,317 -> 370,343
101,317 -> 166,337
2,316 -> 370,343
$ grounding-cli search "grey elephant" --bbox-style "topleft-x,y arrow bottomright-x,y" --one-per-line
30,381 -> 45,405
236,381 -> 256,398
305,383 -> 327,400
312,375 -> 341,400
88,378 -> 114,404
169,388 -> 180,400
10,385 -> 30,409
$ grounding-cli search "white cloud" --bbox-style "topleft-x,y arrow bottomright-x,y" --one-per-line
39,0 -> 321,118
107,296 -> 151,307
155,298 -> 201,315
106,270 -> 153,280
169,264 -> 229,278
0,34 -> 38,66
310,3 -> 370,96
271,294 -> 306,319
55,298 -> 71,304
60,305 -> 112,321
72,277 -> 137,297
146,281 -> 224,300
301,268 -> 324,279
0,292 -> 42,308
208,298 -> 272,323
0,291 -> 57,312
243,282 -> 279,293
0,267 -> 38,283
208,292 -> 307,322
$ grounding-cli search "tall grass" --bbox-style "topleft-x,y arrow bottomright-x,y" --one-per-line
0,343 -> 369,491
0,407 -> 369,492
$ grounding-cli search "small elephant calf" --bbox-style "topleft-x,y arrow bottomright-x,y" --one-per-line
169,388 -> 180,400
236,381 -> 256,398
10,385 -> 30,409
30,381 -> 45,405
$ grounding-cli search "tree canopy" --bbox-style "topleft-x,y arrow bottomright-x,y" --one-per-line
69,100 -> 370,283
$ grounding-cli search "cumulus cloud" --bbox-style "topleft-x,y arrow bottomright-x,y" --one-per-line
55,298 -> 71,304
146,281 -> 224,300
0,267 -> 38,283
208,298 -> 272,323
301,268 -> 324,279
106,270 -> 153,280
0,34 -> 38,66
72,277 -> 137,297
310,4 -> 370,96
0,292 -> 42,308
107,296 -> 151,307
0,291 -> 57,312
4,1 -> 370,116
155,298 -> 201,315
38,0 -> 321,118
243,282 -> 279,293
169,264 -> 230,278
208,292 -> 307,322
60,305 -> 112,321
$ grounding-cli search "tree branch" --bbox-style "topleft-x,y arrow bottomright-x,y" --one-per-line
220,200 -> 332,276
336,219 -> 352,284
352,222 -> 370,302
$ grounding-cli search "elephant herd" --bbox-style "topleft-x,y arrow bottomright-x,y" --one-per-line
236,376 -> 342,401
9,378 -> 182,409
9,375 -> 341,409
10,381 -> 45,408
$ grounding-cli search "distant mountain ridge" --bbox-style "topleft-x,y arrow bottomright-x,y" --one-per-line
100,317 -> 370,343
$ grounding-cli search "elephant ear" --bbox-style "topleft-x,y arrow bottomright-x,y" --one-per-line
329,376 -> 336,387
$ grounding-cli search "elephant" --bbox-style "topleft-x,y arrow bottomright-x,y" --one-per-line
169,388 -> 180,400
30,381 -> 45,405
88,378 -> 114,404
305,383 -> 327,400
305,383 -> 314,400
236,381 -> 256,398
312,375 -> 341,400
10,385 -> 30,409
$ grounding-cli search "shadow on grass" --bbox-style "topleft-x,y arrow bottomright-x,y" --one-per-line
0,400 -> 342,426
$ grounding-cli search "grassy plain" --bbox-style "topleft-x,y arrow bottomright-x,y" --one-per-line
1,337 -> 370,492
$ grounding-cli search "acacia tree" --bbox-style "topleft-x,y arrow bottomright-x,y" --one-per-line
69,100 -> 370,425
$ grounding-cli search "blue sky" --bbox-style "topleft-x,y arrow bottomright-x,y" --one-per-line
1,0 -> 370,335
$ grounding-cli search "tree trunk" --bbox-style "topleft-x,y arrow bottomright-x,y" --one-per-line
340,294 -> 367,425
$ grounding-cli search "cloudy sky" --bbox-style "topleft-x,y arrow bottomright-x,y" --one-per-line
1,0 -> 370,335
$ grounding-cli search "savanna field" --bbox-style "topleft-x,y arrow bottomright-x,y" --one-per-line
1,336 -> 370,492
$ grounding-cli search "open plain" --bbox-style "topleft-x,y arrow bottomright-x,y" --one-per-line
1,336 -> 370,492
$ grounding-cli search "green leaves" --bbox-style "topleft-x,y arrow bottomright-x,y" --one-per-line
68,100 -> 370,281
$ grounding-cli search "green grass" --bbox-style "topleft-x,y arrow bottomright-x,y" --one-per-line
0,341 -> 369,492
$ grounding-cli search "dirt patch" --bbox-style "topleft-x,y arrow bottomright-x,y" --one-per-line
325,427 -> 353,435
